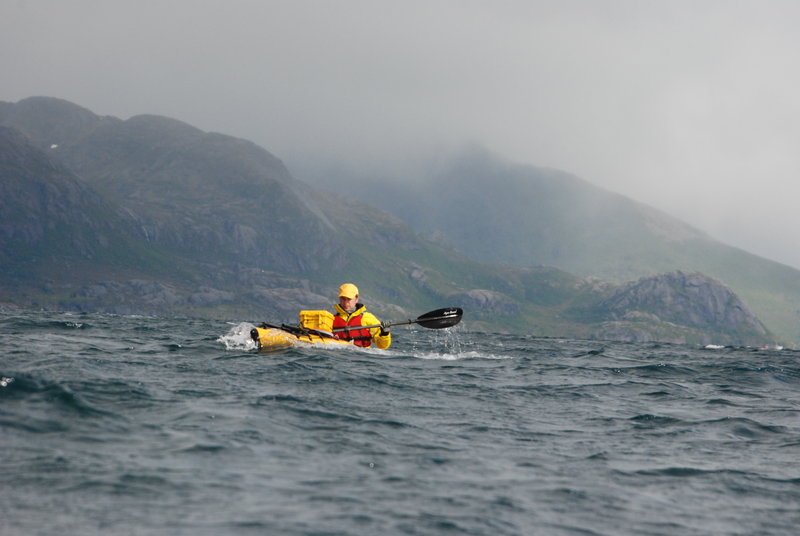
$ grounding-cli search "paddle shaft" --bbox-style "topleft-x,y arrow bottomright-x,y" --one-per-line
334,319 -> 414,332
332,308 -> 462,333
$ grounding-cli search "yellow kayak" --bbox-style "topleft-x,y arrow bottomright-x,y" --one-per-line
249,325 -> 352,352
249,307 -> 463,352
250,310 -> 352,352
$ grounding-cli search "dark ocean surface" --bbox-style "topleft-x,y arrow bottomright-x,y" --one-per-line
1,309 -> 799,535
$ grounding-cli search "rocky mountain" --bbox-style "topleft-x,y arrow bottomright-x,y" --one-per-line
0,96 -> 785,346
0,98 -> 477,321
297,147 -> 800,344
581,271 -> 769,344
0,125 -> 166,282
3,99 -> 343,274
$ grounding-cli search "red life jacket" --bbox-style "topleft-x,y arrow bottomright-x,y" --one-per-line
333,312 -> 372,347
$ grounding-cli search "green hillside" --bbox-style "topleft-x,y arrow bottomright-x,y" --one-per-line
298,147 -> 800,344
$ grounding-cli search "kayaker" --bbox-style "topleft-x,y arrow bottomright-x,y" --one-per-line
332,283 -> 392,349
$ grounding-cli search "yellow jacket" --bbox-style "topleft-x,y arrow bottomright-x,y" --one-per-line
333,303 -> 392,349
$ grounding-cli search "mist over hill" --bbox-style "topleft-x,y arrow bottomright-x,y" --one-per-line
294,147 -> 800,344
0,96 -> 793,346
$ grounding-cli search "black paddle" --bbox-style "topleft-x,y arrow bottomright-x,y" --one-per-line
332,307 -> 463,333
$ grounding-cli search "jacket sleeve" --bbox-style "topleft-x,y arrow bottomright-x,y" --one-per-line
362,312 -> 391,350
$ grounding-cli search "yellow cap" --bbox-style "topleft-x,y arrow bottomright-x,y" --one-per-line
338,283 -> 359,299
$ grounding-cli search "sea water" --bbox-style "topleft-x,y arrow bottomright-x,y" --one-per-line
1,309 -> 799,535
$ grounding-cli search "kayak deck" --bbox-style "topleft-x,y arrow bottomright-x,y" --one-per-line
250,325 -> 352,352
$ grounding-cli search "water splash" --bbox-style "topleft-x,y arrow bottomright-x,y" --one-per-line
401,325 -> 509,360
217,322 -> 258,351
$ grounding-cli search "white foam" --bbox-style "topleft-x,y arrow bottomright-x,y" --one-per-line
218,322 -> 258,351
413,350 -> 512,361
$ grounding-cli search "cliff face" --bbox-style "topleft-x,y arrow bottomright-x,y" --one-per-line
0,126 -> 143,265
589,271 -> 768,345
1,98 -> 351,275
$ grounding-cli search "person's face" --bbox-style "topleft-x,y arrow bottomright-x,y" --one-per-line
339,295 -> 358,311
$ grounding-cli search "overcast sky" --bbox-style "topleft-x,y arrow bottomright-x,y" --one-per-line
4,0 -> 800,269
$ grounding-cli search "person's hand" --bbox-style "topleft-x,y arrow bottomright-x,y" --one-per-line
380,322 -> 390,336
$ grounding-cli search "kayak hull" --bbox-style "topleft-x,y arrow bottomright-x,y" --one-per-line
250,326 -> 352,352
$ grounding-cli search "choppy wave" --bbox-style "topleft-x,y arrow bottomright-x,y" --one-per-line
1,310 -> 799,535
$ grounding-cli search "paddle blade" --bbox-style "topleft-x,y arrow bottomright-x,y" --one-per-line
415,307 -> 463,329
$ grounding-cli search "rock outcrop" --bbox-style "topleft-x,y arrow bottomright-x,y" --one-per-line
589,271 -> 768,345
